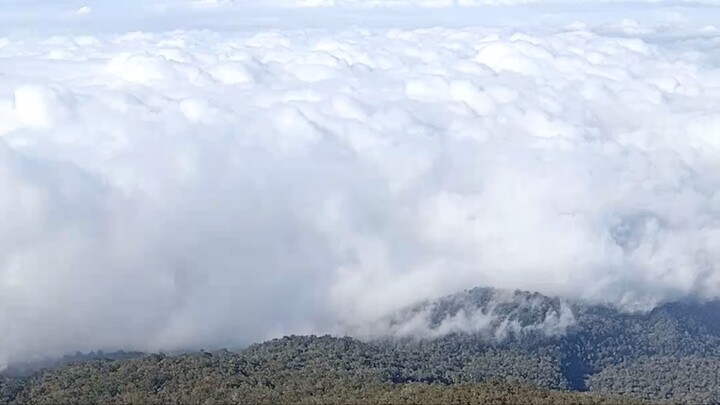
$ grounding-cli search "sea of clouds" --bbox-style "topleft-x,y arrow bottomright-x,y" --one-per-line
2,0 -> 720,365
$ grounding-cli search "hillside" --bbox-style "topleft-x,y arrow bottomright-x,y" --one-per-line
376,288 -> 720,402
3,288 -> 720,404
1,338 -> 640,405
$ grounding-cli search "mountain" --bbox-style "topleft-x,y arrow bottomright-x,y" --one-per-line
2,287 -> 720,404
0,337 -> 639,405
378,287 -> 720,401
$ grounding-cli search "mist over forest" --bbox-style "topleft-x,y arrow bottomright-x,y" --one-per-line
2,0 -> 720,403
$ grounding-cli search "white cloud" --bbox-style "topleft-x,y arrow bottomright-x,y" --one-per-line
2,2 -> 720,366
349,289 -> 578,340
76,5 -> 91,15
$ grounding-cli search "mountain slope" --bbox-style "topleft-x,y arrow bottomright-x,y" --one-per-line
1,338 -> 640,405
3,287 -> 720,403
378,287 -> 720,401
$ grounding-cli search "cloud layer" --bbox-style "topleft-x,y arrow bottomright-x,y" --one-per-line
2,7 -> 720,365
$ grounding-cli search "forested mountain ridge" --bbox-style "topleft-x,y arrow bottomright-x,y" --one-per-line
379,287 -> 720,400
0,338 -> 643,405
2,287 -> 720,404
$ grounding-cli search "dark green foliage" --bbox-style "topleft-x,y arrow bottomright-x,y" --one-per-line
2,338 -> 639,405
380,288 -> 720,402
375,336 -> 568,389
1,351 -> 144,378
3,287 -> 720,404
587,356 -> 720,403
0,377 -> 25,404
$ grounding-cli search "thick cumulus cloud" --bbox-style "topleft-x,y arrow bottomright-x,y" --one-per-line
3,9 -> 720,365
